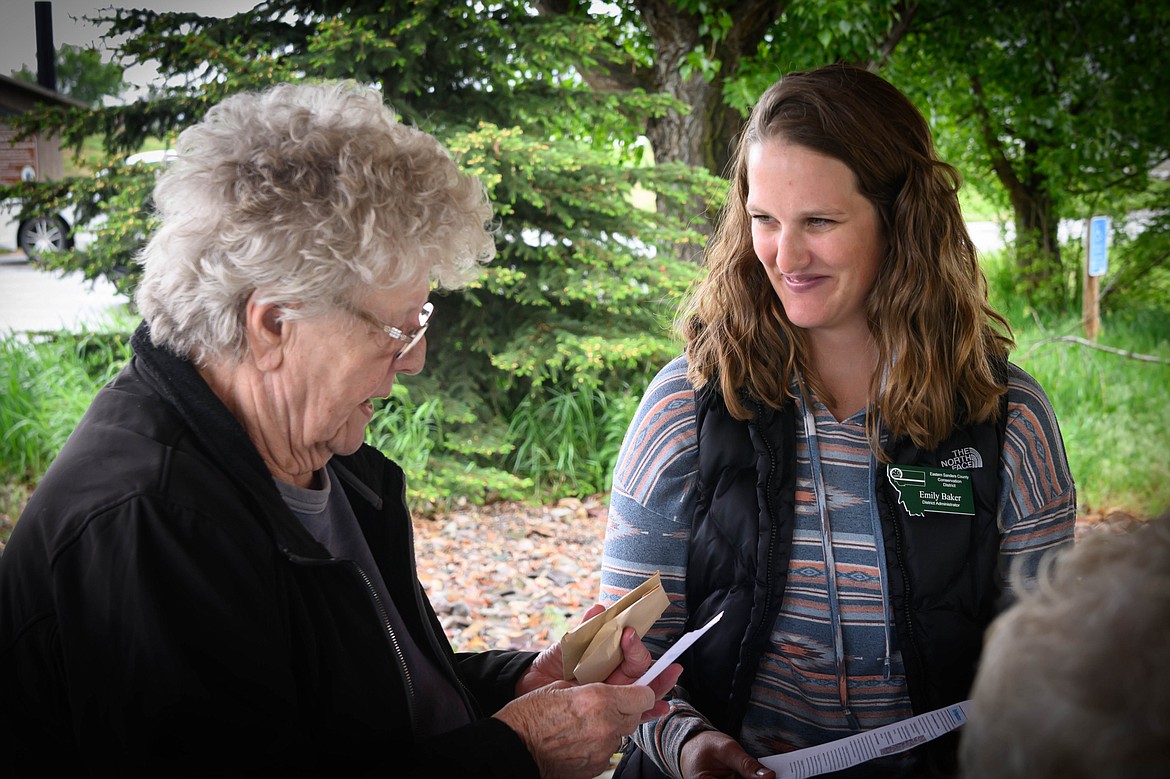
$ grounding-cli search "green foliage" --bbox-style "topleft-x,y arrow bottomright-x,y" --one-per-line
415,119 -> 711,500
1096,191 -> 1170,312
11,44 -> 127,106
984,241 -> 1170,519
713,0 -> 911,114
0,332 -> 132,484
982,205 -> 1170,325
441,122 -> 712,390
981,246 -> 1031,326
1,0 -> 722,509
364,384 -> 533,510
15,0 -> 1165,315
0,327 -> 646,511
12,0 -> 1163,516
6,297 -> 1167,519
958,184 -> 1005,223
507,381 -> 644,498
596,0 -> 906,112
890,0 -> 1170,302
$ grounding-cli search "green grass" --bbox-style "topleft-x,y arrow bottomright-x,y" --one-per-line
506,383 -> 641,499
979,241 -> 1170,519
1009,307 -> 1170,518
0,330 -> 133,487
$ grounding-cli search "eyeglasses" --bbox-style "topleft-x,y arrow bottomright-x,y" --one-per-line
342,300 -> 434,360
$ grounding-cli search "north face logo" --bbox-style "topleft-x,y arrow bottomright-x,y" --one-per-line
940,447 -> 983,470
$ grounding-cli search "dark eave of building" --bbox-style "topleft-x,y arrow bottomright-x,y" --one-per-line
0,73 -> 88,115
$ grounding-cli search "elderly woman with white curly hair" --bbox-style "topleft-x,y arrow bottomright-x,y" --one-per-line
0,81 -> 678,778
961,513 -> 1170,779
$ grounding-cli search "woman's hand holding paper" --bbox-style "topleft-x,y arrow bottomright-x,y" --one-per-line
517,599 -> 681,717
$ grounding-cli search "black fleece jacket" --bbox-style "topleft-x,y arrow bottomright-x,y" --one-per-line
0,322 -> 540,777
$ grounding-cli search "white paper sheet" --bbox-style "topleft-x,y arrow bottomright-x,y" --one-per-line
759,700 -> 971,778
635,611 -> 723,687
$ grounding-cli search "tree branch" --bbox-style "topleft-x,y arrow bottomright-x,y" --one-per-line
530,0 -> 655,93
969,73 -> 1023,198
1020,336 -> 1170,365
721,0 -> 789,60
866,1 -> 920,72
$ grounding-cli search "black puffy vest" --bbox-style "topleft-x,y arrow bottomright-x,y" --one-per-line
617,386 -> 1006,779
683,385 -> 1006,725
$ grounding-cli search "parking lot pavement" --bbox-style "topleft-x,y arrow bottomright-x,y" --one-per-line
0,252 -> 132,334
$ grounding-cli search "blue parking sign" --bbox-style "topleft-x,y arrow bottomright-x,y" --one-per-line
1089,216 -> 1109,277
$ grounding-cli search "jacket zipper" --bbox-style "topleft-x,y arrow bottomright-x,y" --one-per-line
752,407 -> 780,648
283,548 -> 423,735
285,468 -> 475,723
357,461 -> 475,709
398,479 -> 478,713
731,399 -> 781,733
351,561 -> 421,734
882,488 -> 922,695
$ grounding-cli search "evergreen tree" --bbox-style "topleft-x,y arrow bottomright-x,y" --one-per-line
3,0 -> 723,504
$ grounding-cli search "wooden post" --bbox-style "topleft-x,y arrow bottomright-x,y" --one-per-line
1083,270 -> 1100,341
1082,217 -> 1106,341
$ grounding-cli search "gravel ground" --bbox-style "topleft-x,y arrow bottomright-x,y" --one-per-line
412,495 -> 610,653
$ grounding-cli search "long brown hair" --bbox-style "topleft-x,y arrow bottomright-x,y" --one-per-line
681,64 -> 1013,453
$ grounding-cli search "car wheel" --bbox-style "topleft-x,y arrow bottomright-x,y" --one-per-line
18,215 -> 71,262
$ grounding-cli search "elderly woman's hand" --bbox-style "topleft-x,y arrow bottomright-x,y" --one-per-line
515,604 -> 605,695
495,681 -> 657,779
517,603 -> 680,702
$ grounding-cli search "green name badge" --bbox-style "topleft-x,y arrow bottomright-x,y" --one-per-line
886,465 -> 975,517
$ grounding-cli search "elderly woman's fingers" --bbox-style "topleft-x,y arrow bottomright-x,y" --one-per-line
642,662 -> 683,714
516,602 -> 652,698
613,625 -> 653,678
604,626 -> 683,694
494,682 -> 656,779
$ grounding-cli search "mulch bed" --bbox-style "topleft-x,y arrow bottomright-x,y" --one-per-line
413,496 -> 610,653
413,499 -> 1147,654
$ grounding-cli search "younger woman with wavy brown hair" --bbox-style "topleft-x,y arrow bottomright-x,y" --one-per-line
601,64 -> 1076,779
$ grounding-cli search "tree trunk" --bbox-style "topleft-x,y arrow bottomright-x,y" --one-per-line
634,0 -> 784,259
636,5 -> 741,178
533,0 -> 783,260
637,10 -> 732,260
1007,179 -> 1063,295
968,75 -> 1063,297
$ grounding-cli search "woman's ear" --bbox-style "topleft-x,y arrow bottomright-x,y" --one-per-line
244,292 -> 286,371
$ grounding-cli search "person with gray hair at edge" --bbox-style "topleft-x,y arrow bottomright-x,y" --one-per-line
961,512 -> 1170,779
0,80 -> 680,778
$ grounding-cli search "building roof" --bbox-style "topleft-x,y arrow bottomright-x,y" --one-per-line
0,73 -> 88,116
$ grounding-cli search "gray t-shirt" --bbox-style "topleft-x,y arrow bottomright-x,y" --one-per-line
278,465 -> 473,736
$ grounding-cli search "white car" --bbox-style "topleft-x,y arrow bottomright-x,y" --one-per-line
21,211 -> 80,259
3,149 -> 173,261
0,199 -> 85,261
